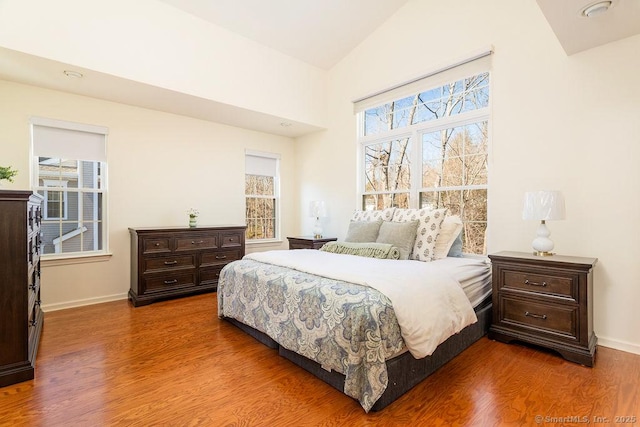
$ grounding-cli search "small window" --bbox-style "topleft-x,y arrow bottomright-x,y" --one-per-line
245,151 -> 280,241
32,118 -> 108,257
43,179 -> 68,220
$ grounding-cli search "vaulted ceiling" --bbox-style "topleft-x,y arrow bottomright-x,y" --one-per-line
1,0 -> 638,137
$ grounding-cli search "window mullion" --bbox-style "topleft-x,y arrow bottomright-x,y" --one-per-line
410,129 -> 420,209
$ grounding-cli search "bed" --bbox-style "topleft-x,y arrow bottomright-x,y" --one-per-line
217,248 -> 492,412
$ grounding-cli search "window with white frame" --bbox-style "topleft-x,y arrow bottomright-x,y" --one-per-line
245,151 -> 280,241
43,179 -> 68,220
32,118 -> 108,257
356,55 -> 491,254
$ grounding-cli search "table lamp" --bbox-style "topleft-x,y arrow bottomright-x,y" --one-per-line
522,191 -> 565,256
309,201 -> 326,238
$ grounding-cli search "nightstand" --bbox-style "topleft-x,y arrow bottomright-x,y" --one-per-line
488,251 -> 597,366
287,236 -> 337,250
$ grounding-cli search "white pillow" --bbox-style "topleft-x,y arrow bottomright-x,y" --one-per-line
351,207 -> 396,222
433,215 -> 463,259
392,208 -> 448,261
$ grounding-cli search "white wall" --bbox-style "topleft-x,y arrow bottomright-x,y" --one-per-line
296,0 -> 640,353
0,0 -> 327,128
0,80 -> 293,310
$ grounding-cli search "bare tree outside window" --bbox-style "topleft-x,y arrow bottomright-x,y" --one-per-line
360,72 -> 490,254
245,174 -> 276,240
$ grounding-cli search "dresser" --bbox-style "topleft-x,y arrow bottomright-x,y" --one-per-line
287,236 -> 337,250
129,225 -> 246,307
488,251 -> 597,366
0,190 -> 44,387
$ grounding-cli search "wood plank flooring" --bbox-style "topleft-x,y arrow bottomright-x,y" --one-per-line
1,293 -> 638,426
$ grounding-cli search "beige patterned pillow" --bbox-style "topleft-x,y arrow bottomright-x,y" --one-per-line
392,208 -> 448,261
351,207 -> 396,222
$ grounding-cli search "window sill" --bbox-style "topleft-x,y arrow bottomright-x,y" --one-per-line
246,239 -> 283,246
42,252 -> 113,267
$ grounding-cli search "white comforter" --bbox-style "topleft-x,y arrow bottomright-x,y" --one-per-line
245,250 -> 477,358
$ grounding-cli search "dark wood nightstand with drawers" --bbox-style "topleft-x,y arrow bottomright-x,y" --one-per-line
287,236 -> 337,250
488,251 -> 597,366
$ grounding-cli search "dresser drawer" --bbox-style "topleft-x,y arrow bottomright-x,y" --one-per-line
502,270 -> 576,301
200,249 -> 242,268
500,296 -> 577,339
142,237 -> 172,254
28,304 -> 41,351
199,266 -> 224,286
143,254 -> 195,273
143,271 -> 196,293
28,274 -> 39,312
176,234 -> 218,251
220,231 -> 243,248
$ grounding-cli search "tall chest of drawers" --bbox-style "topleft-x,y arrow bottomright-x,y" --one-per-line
0,190 -> 44,387
129,225 -> 246,306
488,251 -> 597,366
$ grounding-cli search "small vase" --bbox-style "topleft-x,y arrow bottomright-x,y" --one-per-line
189,216 -> 197,228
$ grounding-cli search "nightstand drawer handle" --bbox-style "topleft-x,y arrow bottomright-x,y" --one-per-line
525,311 -> 547,320
524,279 -> 547,287
215,255 -> 227,260
192,240 -> 204,244
164,260 -> 178,265
164,279 -> 178,285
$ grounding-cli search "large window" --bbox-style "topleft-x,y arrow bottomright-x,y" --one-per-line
245,151 -> 280,241
358,69 -> 490,254
32,118 -> 108,257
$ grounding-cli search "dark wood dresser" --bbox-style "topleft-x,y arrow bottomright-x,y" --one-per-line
488,251 -> 597,366
0,190 -> 44,387
129,225 -> 246,307
287,236 -> 337,250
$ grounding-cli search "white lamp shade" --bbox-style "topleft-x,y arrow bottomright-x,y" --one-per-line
522,191 -> 565,221
309,201 -> 327,218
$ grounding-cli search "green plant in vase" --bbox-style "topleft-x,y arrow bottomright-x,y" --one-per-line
187,208 -> 199,227
0,166 -> 18,185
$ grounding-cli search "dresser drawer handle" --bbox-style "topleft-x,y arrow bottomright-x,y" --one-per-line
525,311 -> 547,320
524,279 -> 547,287
164,260 -> 178,265
215,255 -> 227,260
163,279 -> 178,285
192,240 -> 204,245
155,243 -> 160,247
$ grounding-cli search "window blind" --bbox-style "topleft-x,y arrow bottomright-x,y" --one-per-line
245,150 -> 280,177
31,118 -> 107,162
352,47 -> 493,114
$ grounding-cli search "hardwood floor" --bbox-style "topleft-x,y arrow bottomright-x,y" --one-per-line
1,293 -> 638,426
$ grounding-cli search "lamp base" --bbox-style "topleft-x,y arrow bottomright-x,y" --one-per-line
531,221 -> 555,256
312,217 -> 323,239
533,251 -> 554,256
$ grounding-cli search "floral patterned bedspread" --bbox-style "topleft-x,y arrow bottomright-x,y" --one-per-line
217,258 -> 405,412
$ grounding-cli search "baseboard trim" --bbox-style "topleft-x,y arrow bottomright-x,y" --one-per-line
42,293 -> 128,312
597,335 -> 640,355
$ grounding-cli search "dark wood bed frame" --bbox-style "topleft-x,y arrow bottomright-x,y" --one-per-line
223,296 -> 492,411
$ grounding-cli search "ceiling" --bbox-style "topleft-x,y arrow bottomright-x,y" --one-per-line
536,0 -> 640,55
156,0 -> 409,70
1,0 -> 639,138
